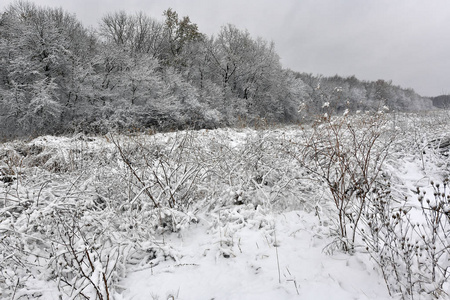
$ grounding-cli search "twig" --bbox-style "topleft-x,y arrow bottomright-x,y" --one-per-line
11,277 -> 20,300
274,226 -> 281,284
36,179 -> 51,207
103,273 -> 110,300
110,134 -> 159,208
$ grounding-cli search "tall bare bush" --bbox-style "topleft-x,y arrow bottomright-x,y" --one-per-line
287,110 -> 395,252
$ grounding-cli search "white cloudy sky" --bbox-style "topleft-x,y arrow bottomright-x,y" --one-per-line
3,0 -> 450,96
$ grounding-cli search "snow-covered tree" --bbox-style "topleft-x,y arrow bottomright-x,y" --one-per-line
205,24 -> 301,122
22,78 -> 62,132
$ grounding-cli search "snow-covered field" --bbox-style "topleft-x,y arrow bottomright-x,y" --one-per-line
1,111 -> 449,299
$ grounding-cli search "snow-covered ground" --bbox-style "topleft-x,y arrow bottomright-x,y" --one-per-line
120,210 -> 391,300
1,111 -> 449,299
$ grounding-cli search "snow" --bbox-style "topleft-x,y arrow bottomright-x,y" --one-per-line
122,211 -> 390,300
1,111 -> 449,299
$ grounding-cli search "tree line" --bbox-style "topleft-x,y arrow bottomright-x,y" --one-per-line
431,95 -> 450,108
0,1 -> 434,138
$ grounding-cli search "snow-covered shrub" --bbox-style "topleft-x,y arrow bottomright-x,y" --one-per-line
0,193 -> 119,299
362,180 -> 450,299
0,135 -> 176,298
110,132 -> 208,212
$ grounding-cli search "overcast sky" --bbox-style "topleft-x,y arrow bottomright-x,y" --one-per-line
3,0 -> 450,96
